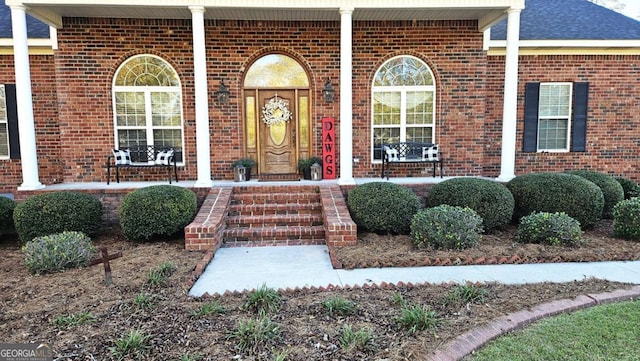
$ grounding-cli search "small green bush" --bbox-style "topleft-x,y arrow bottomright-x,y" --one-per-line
566,170 -> 624,219
516,212 -> 583,247
13,191 -> 103,243
615,177 -> 640,200
22,231 -> 96,274
347,182 -> 420,234
119,185 -> 197,241
0,196 -> 16,236
410,205 -> 483,250
425,178 -> 514,231
243,284 -> 283,314
507,172 -> 604,229
396,304 -> 441,334
612,198 -> 640,240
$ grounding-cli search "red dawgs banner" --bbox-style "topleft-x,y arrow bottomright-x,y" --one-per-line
322,117 -> 336,179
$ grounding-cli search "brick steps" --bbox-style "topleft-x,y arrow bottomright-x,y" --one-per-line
222,185 -> 325,247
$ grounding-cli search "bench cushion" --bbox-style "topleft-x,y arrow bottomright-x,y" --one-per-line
155,149 -> 174,165
112,149 -> 131,165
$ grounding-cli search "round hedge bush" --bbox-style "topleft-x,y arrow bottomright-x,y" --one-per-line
615,177 -> 640,200
565,170 -> 624,219
347,182 -> 421,234
0,196 -> 16,235
119,185 -> 197,241
612,197 -> 640,240
410,205 -> 483,250
22,231 -> 96,275
425,178 -> 514,231
13,191 -> 103,243
506,172 -> 603,229
516,212 -> 583,247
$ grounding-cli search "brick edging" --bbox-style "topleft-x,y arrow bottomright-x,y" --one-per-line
427,285 -> 640,361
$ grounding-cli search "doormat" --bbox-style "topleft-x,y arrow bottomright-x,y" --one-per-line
258,173 -> 301,182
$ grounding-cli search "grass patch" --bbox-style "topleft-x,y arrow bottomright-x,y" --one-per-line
338,324 -> 377,353
228,314 -> 281,355
175,353 -> 203,361
52,311 -> 95,328
132,293 -> 156,311
441,283 -> 490,307
243,284 -> 283,314
191,300 -> 226,317
109,328 -> 151,360
469,300 -> 640,361
322,296 -> 356,317
146,261 -> 176,286
396,304 -> 441,334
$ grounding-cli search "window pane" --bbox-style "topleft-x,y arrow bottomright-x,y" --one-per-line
539,84 -> 571,117
114,55 -> 180,87
153,129 -> 182,162
538,118 -> 568,150
373,92 -> 401,125
151,92 -> 181,126
0,85 -> 7,157
115,92 -> 146,126
373,128 -> 400,160
406,91 -> 433,125
117,130 -> 146,148
407,127 -> 433,144
244,54 -> 309,87
374,56 -> 434,86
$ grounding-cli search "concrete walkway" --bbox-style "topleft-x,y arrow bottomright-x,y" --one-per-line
188,244 -> 640,296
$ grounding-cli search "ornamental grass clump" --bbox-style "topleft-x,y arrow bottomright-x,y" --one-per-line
612,198 -> 640,240
347,182 -> 420,234
13,191 -> 103,243
410,205 -> 483,250
516,212 -> 583,247
119,185 -> 197,241
566,170 -> 624,219
22,231 -> 96,275
425,178 -> 514,231
507,172 -> 604,229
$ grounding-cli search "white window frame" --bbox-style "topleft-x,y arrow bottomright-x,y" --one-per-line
112,55 -> 185,165
371,56 -> 436,163
537,82 -> 573,153
0,85 -> 9,160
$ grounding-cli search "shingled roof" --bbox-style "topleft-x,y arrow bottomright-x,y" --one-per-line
491,0 -> 640,40
0,0 -> 50,39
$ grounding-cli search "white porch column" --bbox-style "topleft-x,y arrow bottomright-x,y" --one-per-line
338,7 -> 355,185
497,8 -> 522,182
190,6 -> 213,187
11,5 -> 43,190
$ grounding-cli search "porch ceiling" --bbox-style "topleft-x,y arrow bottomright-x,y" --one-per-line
7,0 -> 525,31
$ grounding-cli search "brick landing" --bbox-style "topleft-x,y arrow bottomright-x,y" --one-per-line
184,184 -> 356,256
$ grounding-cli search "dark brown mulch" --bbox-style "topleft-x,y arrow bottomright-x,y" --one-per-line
333,220 -> 640,269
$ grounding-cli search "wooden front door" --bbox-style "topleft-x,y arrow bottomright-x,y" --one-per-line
258,90 -> 297,174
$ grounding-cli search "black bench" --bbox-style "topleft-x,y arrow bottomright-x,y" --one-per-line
381,142 -> 443,179
106,145 -> 179,185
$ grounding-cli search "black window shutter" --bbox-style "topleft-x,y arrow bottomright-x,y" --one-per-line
571,82 -> 589,152
5,84 -> 20,159
523,82 -> 540,152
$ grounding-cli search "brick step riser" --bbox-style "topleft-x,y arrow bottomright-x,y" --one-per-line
230,195 -> 321,205
222,226 -> 324,243
228,203 -> 322,216
232,186 -> 320,194
226,214 -> 324,228
222,239 -> 326,247
226,221 -> 324,229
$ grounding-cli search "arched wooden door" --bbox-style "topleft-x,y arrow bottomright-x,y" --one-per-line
243,54 -> 312,176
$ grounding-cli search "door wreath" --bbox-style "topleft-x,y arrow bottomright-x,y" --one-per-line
262,96 -> 292,127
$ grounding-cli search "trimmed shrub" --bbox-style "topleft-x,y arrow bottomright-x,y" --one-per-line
119,185 -> 197,241
615,177 -> 640,200
22,231 -> 96,274
410,205 -> 483,250
347,182 -> 420,234
612,198 -> 640,240
566,170 -> 624,219
506,172 -> 604,229
13,191 -> 103,243
516,212 -> 583,247
425,178 -> 514,231
0,196 -> 16,236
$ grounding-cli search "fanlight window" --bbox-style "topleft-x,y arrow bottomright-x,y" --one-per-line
371,56 -> 436,161
112,55 -> 184,163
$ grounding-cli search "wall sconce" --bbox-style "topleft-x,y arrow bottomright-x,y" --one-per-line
216,80 -> 230,103
322,78 -> 335,103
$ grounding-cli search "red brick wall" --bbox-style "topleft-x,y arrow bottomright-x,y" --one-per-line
486,54 -> 640,180
0,54 -> 61,193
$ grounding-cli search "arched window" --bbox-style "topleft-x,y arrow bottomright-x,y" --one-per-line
112,55 -> 184,162
371,56 -> 436,161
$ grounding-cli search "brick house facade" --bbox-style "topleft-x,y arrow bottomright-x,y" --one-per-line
1,0 -> 639,196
